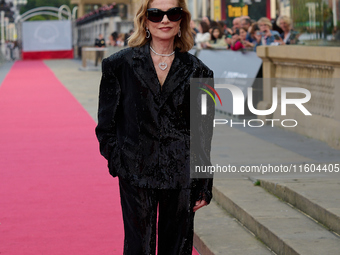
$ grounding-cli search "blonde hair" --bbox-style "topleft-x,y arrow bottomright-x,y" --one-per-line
128,0 -> 193,52
258,17 -> 272,29
277,15 -> 291,27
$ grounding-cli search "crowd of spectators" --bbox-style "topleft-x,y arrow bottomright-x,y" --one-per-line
105,15 -> 299,52
4,41 -> 19,61
191,15 -> 299,52
107,29 -> 134,47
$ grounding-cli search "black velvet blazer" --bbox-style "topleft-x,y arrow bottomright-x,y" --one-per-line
95,43 -> 214,203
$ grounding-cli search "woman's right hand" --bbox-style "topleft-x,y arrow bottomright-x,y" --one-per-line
231,35 -> 239,45
193,199 -> 208,212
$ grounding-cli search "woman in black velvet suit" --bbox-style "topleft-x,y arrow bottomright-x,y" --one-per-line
95,0 -> 214,254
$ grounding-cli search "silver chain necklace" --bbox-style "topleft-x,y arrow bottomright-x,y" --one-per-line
150,46 -> 175,71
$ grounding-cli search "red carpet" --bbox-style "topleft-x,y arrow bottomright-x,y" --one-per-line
0,61 -> 200,255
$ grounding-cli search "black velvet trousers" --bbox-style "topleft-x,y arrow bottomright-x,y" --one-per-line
118,177 -> 196,255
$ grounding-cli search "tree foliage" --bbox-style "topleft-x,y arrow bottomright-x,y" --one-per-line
290,0 -> 324,30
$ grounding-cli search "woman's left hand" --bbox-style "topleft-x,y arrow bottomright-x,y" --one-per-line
193,199 -> 208,212
243,40 -> 253,47
265,30 -> 272,37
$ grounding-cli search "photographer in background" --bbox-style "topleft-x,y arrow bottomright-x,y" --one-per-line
254,17 -> 281,50
94,34 -> 106,66
276,16 -> 299,45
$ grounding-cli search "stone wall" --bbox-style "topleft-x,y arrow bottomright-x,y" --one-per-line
257,46 -> 340,149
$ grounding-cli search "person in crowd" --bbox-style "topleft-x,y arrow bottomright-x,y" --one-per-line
239,27 -> 254,49
241,15 -> 251,20
123,33 -> 129,46
218,20 -> 226,30
248,22 -> 260,43
229,29 -> 244,51
202,16 -> 211,27
241,17 -> 254,42
116,33 -> 126,46
241,17 -> 252,31
124,29 -> 135,46
276,15 -> 298,45
195,21 -> 211,48
190,20 -> 199,44
94,33 -> 106,66
205,26 -> 227,49
190,20 -> 199,35
209,20 -> 219,33
232,17 -> 241,32
218,20 -> 233,37
6,40 -> 14,61
95,0 -> 214,254
108,34 -> 114,46
12,41 -> 19,60
272,16 -> 283,34
108,31 -> 118,46
254,17 -> 281,50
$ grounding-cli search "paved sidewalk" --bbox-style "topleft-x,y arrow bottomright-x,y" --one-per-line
0,61 -> 14,86
211,117 -> 340,180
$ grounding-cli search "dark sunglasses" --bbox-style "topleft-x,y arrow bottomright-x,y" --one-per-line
146,7 -> 183,22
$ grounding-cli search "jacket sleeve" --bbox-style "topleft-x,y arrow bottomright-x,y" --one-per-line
196,68 -> 215,205
95,58 -> 122,177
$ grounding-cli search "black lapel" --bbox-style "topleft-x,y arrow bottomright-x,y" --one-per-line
160,49 -> 193,106
132,43 -> 161,98
132,43 -> 194,106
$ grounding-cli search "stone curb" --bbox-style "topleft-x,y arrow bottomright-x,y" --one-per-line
193,199 -> 274,255
212,185 -> 299,255
259,179 -> 340,236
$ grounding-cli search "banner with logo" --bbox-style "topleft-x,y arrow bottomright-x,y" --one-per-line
195,49 -> 263,116
22,20 -> 73,60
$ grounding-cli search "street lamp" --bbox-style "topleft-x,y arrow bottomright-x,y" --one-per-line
13,0 -> 27,20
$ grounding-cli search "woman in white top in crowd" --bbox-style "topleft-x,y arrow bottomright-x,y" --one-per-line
195,21 -> 211,48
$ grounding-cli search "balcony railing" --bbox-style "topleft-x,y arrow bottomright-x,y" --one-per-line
76,4 -> 119,26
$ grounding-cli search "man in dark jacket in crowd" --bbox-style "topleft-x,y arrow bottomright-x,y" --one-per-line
94,34 -> 106,66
